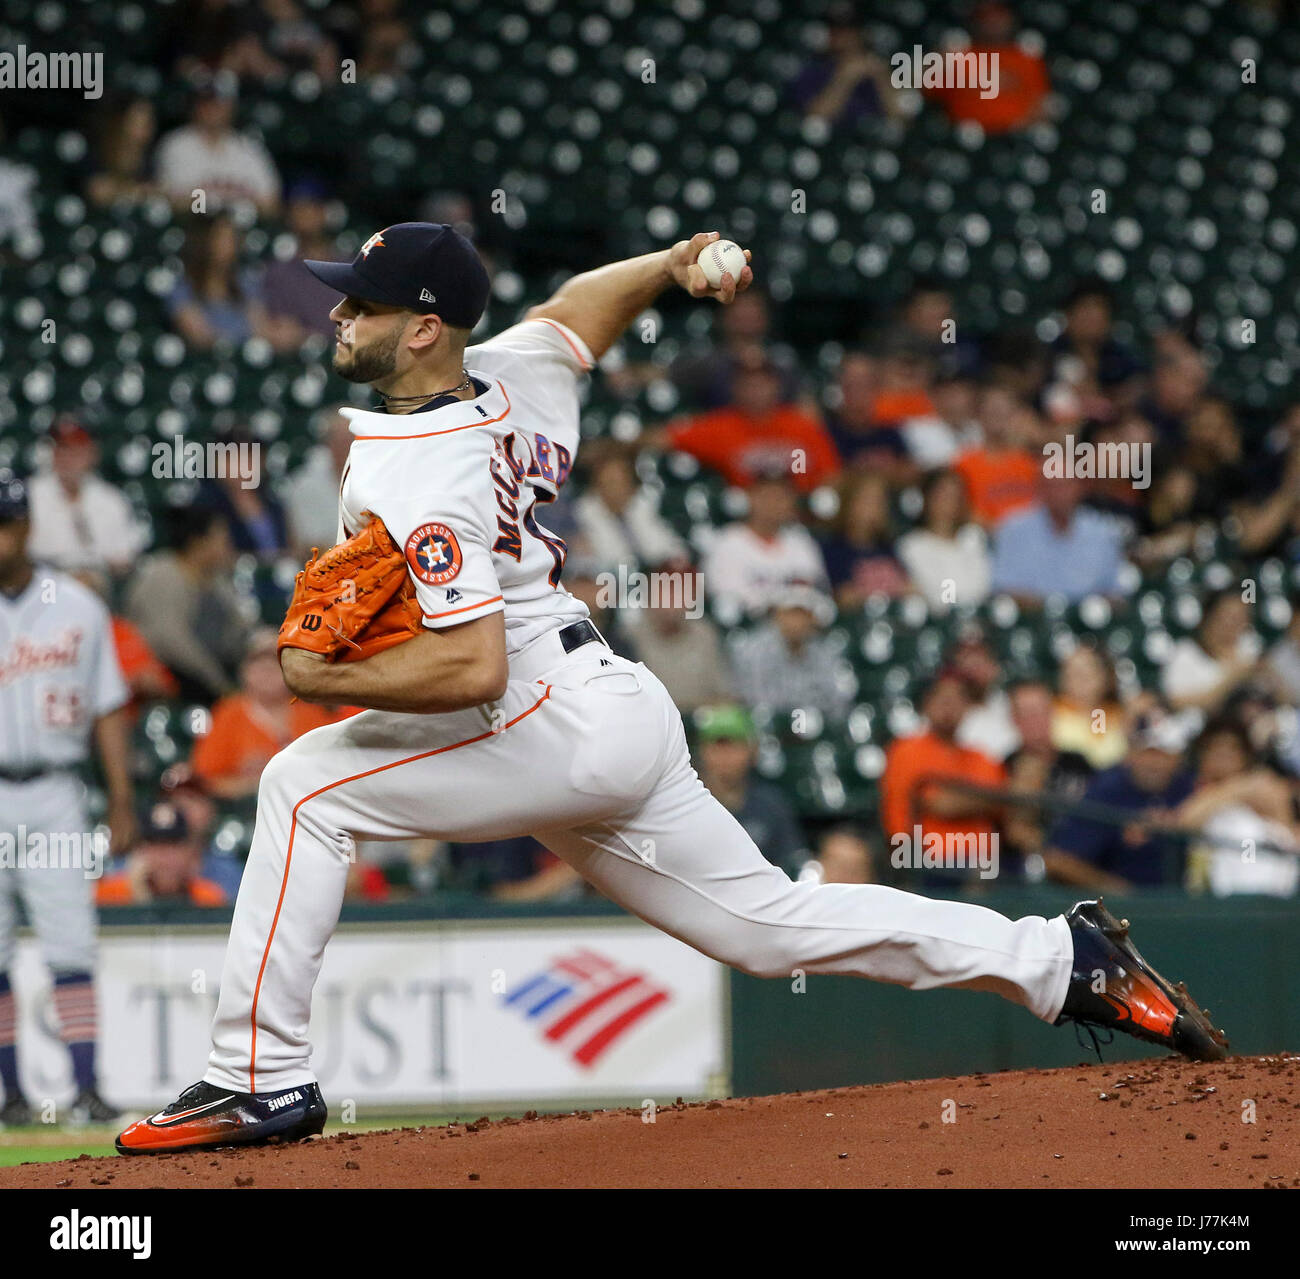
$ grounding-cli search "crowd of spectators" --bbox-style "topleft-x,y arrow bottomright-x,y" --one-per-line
23,0 -> 1296,908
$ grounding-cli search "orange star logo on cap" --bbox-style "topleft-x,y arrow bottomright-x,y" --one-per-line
359,231 -> 386,258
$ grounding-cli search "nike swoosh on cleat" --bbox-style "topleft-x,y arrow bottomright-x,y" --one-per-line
149,1095 -> 237,1126
1098,993 -> 1132,1021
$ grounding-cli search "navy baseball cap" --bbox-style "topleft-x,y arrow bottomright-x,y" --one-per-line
303,222 -> 490,329
141,800 -> 190,844
0,471 -> 28,522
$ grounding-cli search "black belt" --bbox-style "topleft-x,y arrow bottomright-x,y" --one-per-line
558,619 -> 606,654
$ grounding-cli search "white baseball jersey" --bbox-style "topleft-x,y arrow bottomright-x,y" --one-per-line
338,318 -> 596,657
0,570 -> 128,770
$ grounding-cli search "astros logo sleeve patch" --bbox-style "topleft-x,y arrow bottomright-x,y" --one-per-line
405,522 -> 463,585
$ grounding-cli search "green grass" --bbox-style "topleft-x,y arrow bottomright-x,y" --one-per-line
0,1128 -> 119,1165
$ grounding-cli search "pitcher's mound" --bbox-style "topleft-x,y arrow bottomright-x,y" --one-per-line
4,1055 -> 1297,1189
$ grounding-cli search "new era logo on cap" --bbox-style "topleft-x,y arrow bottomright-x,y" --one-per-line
302,223 -> 489,329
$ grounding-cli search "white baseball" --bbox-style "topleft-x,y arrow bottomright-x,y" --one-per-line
697,238 -> 747,288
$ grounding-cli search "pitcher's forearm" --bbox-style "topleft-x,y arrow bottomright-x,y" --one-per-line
526,251 -> 674,361
281,615 -> 508,714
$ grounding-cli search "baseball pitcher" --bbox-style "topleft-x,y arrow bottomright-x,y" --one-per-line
117,225 -> 1226,1154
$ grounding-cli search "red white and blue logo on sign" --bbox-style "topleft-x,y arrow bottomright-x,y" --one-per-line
501,949 -> 671,1069
405,522 -> 462,585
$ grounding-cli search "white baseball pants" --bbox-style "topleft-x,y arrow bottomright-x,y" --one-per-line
204,639 -> 1073,1094
0,774 -> 97,973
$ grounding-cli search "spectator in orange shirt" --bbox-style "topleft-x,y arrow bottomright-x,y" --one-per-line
952,384 -> 1041,526
927,2 -> 1050,136
880,671 -> 1006,886
663,352 -> 839,493
191,628 -> 353,799
870,335 -> 937,426
96,801 -> 228,907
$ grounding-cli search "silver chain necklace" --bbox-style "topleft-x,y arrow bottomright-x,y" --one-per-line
377,370 -> 472,410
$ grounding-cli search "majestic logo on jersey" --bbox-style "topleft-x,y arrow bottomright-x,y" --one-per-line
359,230 -> 386,258
405,522 -> 462,585
444,587 -> 463,605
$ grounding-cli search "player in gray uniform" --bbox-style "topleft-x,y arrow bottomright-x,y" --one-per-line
0,472 -> 136,1125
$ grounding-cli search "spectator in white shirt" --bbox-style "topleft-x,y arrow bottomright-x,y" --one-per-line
574,443 -> 686,577
1163,588 -> 1264,717
897,468 -> 991,612
702,471 -> 829,621
155,80 -> 281,217
26,417 -> 147,578
1171,718 -> 1298,897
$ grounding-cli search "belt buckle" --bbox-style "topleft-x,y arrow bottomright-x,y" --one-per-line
559,620 -> 598,654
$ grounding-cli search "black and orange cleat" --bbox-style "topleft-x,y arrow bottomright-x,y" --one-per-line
1055,900 -> 1229,1062
115,1080 -> 327,1155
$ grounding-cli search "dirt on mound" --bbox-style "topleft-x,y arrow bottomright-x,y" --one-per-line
5,1055 -> 1298,1189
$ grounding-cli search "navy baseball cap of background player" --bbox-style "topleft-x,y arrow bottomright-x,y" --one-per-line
0,471 -> 28,523
303,222 -> 490,329
139,799 -> 191,844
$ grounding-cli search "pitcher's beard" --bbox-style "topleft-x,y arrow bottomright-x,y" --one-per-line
333,318 -> 404,385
